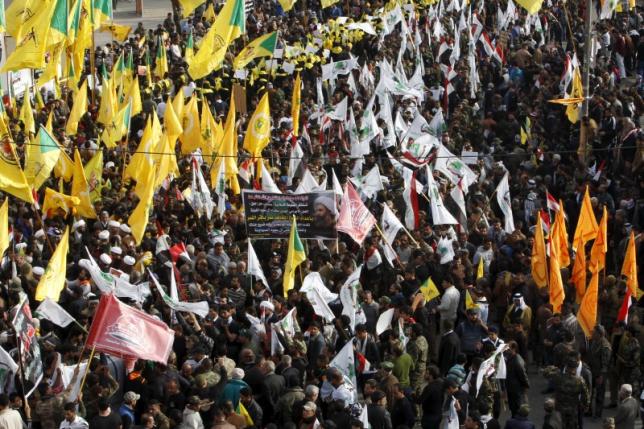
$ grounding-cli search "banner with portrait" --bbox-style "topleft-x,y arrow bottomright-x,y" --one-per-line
243,191 -> 338,239
12,294 -> 43,397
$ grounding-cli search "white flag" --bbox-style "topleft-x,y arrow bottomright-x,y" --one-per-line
308,283 -> 336,322
376,308 -> 395,335
331,169 -> 343,198
495,172 -> 515,233
191,158 -> 215,219
359,403 -> 369,429
300,272 -> 338,303
351,166 -> 384,200
287,141 -> 304,186
149,270 -> 210,318
36,298 -> 75,328
295,169 -> 324,194
270,328 -> 285,356
248,240 -> 269,288
381,205 -> 404,265
261,164 -> 281,193
437,236 -> 455,264
275,307 -> 299,337
330,339 -> 358,391
61,361 -> 88,402
426,166 -> 458,225
321,56 -> 358,81
340,266 -> 365,331
326,97 -> 348,121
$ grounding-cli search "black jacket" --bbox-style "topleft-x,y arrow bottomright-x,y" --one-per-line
438,331 -> 461,375
367,404 -> 393,429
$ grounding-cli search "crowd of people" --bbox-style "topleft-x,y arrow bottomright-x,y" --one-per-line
0,0 -> 643,428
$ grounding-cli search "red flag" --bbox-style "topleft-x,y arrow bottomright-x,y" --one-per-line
617,291 -> 632,323
337,181 -> 376,245
546,191 -> 560,212
87,294 -> 174,364
169,242 -> 191,263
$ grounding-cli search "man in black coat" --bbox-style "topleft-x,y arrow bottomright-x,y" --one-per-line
438,320 -> 461,375
356,324 -> 381,368
419,365 -> 443,429
505,341 -> 530,417
391,384 -> 415,428
367,390 -> 393,429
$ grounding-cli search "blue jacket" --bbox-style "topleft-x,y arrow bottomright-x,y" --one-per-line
220,379 -> 249,408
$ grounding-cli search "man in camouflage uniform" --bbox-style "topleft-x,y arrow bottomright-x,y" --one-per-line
407,323 -> 428,395
545,358 -> 590,429
617,325 -> 641,398
587,325 -> 612,418
470,357 -> 495,415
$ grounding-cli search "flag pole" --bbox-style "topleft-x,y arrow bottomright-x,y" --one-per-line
373,223 -> 402,266
77,345 -> 96,394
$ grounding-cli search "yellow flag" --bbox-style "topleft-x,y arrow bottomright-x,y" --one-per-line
97,77 -> 117,125
53,147 -> 74,182
243,92 -> 271,157
213,95 -> 239,194
41,187 -> 79,218
531,211 -> 548,288
465,289 -> 479,310
0,118 -> 35,204
123,77 -> 142,116
100,22 -> 131,41
25,126 -> 62,190
200,100 -> 217,159
565,68 -> 583,124
203,3 -> 216,22
0,200 -> 9,257
283,216 -> 306,297
179,96 -> 202,154
188,0 -> 246,79
19,95 -> 35,135
419,277 -> 439,302
84,150 -> 103,202
232,31 -> 278,70
572,186 -> 598,250
320,0 -> 339,7
178,0 -> 205,17
35,227 -> 69,301
515,0 -> 543,14
278,0 -> 297,11
172,90 -> 185,118
128,167 -> 155,245
126,114 -> 162,197
2,0 -> 56,72
164,96 -> 183,147
65,80 -> 88,136
154,134 -> 179,189
621,231 -> 639,297
155,36 -> 168,79
589,206 -> 607,273
571,244 -> 587,303
476,257 -> 484,280
549,243 -> 565,313
72,149 -> 96,219
38,43 -> 63,87
237,402 -> 253,426
550,201 -> 570,267
520,127 -> 528,145
292,72 -> 301,137
577,268 -> 598,338
101,101 -> 132,148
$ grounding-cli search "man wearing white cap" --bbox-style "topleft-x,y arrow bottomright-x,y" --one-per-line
98,230 -> 110,242
99,254 -> 112,269
110,247 -> 123,267
119,224 -> 131,236
32,266 -> 45,278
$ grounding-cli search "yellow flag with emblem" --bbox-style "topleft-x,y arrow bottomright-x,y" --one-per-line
178,0 -> 205,17
292,73 -> 301,137
188,0 -> 246,79
53,145 -> 74,182
172,90 -> 185,118
0,116 -> 34,203
35,227 -> 69,301
122,77 -> 142,116
243,92 -> 271,157
126,113 -> 162,199
128,166 -> 155,245
72,149 -> 96,219
179,95 -> 201,154
465,289 -> 479,310
65,80 -> 88,136
200,100 -> 217,159
100,22 -> 131,41
233,31 -> 278,70
419,277 -> 439,302
213,95 -> 239,194
154,134 -> 179,189
25,126 -> 61,190
2,0 -> 57,72
84,150 -> 103,202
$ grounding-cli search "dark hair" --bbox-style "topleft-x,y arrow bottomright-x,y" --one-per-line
98,397 -> 110,411
64,402 -> 77,412
456,353 -> 467,364
0,394 -> 9,408
240,387 -> 253,396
